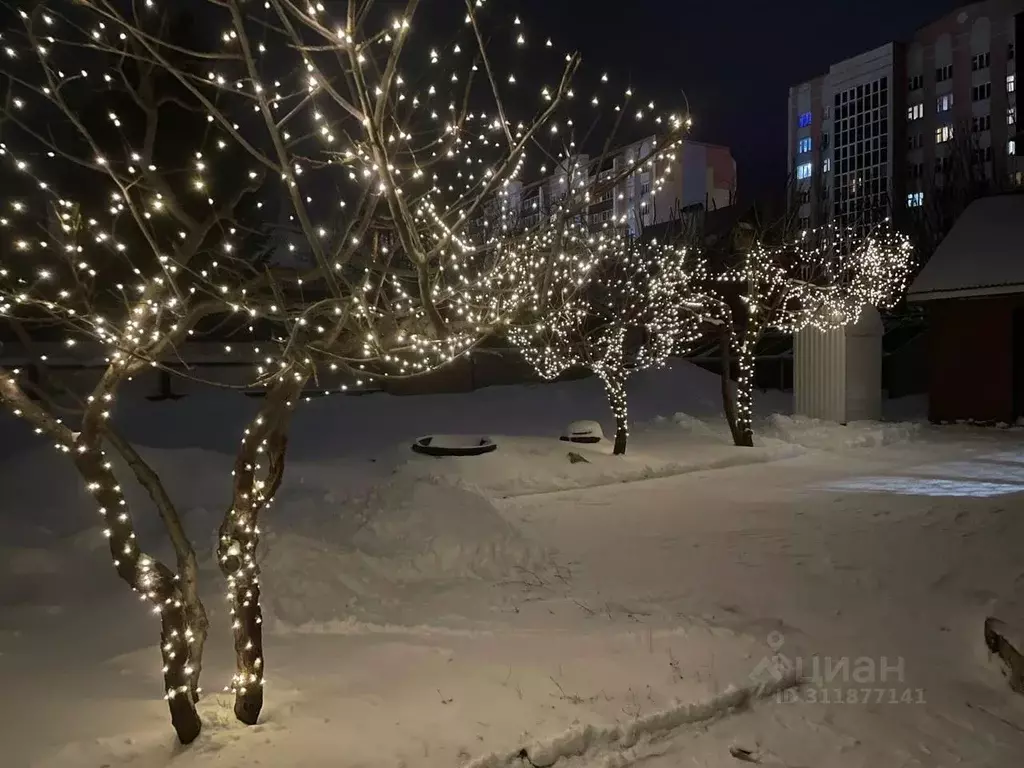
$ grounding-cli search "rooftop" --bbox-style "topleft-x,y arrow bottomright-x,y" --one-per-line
907,193 -> 1024,302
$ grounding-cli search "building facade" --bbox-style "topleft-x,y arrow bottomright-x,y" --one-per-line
487,139 -> 736,237
789,0 -> 1024,232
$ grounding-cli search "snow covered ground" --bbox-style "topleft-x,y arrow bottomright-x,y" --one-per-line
2,361 -> 1023,767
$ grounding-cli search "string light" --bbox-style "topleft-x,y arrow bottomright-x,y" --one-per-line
705,222 -> 913,445
510,232 -> 705,455
0,0 -> 692,741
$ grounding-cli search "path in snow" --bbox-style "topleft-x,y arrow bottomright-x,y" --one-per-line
4,425 -> 1024,766
498,435 -> 1024,766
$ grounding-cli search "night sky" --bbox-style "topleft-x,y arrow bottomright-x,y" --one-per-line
520,0 -> 962,198
0,0 -> 965,198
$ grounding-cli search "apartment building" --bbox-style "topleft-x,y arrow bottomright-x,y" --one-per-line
788,0 -> 1024,232
484,138 -> 736,236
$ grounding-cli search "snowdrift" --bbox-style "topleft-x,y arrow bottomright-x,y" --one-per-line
399,431 -> 800,497
259,475 -> 548,627
762,413 -> 921,450
0,360 -> 921,621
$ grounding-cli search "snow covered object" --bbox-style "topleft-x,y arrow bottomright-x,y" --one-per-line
560,420 -> 605,444
412,435 -> 498,457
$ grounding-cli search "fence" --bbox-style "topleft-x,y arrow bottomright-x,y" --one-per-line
1,329 -> 926,404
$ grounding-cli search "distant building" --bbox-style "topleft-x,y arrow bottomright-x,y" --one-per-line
486,138 -> 736,237
788,0 -> 1024,234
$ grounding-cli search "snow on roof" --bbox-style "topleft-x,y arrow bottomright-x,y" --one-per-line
908,194 -> 1024,302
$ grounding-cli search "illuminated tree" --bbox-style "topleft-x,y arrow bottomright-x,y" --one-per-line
0,0 -> 690,741
706,224 -> 913,446
0,2 -> 269,743
511,232 -> 706,455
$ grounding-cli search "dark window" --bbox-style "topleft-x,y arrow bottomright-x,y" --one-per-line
972,82 -> 992,101
972,52 -> 991,71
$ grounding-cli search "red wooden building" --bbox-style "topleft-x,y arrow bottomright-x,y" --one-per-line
908,194 -> 1024,424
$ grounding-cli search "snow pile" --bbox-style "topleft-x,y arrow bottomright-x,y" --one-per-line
399,432 -> 801,498
260,475 -> 548,627
668,411 -> 732,440
0,360 -> 915,626
762,413 -> 920,451
0,442 -> 548,625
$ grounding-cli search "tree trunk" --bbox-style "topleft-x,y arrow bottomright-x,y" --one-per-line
75,444 -> 204,743
223,554 -> 265,725
183,582 -> 209,703
219,481 -> 268,725
718,326 -> 743,446
734,339 -> 755,448
102,426 -> 209,702
600,373 -> 630,455
218,376 -> 302,726
160,600 -> 204,744
0,372 -> 204,744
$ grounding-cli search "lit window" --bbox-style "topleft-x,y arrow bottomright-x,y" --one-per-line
798,112 -> 812,128
796,162 -> 813,180
1011,140 -> 1018,156
937,93 -> 954,112
798,137 -> 812,154
907,192 -> 924,208
907,103 -> 924,120
1009,74 -> 1017,93
935,125 -> 954,143
1010,106 -> 1017,125
823,157 -> 832,173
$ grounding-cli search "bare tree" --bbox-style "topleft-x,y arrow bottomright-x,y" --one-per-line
0,1 -> 274,742
703,223 -> 913,446
178,0 -> 685,727
0,0 -> 692,741
510,230 -> 705,454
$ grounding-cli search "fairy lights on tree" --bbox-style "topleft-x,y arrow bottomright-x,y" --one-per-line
0,0 -> 690,742
705,222 -> 913,446
511,232 -> 706,455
